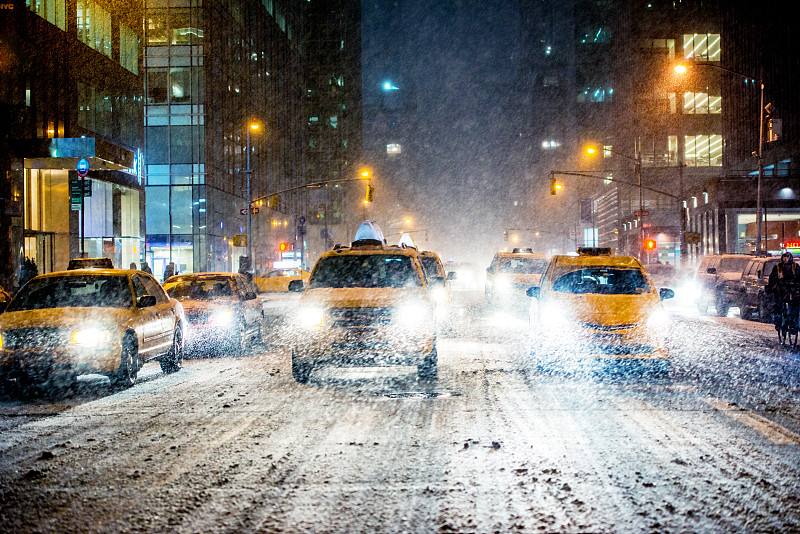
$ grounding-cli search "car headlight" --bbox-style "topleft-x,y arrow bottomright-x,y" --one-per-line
209,309 -> 235,325
71,328 -> 113,348
646,308 -> 671,330
493,278 -> 511,293
397,301 -> 432,327
298,306 -> 325,328
538,302 -> 570,330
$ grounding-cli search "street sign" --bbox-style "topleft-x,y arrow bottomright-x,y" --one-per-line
77,158 -> 89,177
233,235 -> 247,247
69,179 -> 92,199
240,208 -> 247,215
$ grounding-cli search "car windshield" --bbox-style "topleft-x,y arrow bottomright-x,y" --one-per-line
718,257 -> 751,273
552,267 -> 653,295
419,256 -> 445,278
166,276 -> 237,300
309,254 -> 423,289
498,257 -> 547,274
6,275 -> 132,311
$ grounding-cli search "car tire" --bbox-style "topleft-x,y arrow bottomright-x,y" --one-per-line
113,337 -> 139,388
758,295 -> 770,322
715,292 -> 730,317
291,349 -> 312,383
160,328 -> 184,374
417,346 -> 438,380
231,320 -> 247,355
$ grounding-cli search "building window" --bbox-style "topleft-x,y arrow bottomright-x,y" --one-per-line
386,143 -> 402,155
577,85 -> 613,103
641,135 -> 679,167
684,134 -> 722,167
541,140 -> 561,150
120,23 -> 139,74
77,0 -> 112,58
682,92 -> 721,114
683,33 -> 721,62
27,0 -> 66,30
638,39 -> 675,60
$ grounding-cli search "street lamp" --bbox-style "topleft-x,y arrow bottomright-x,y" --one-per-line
245,120 -> 261,267
586,145 -> 645,259
675,62 -> 766,253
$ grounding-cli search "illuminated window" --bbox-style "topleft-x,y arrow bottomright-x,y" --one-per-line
683,33 -> 721,62
684,134 -> 722,167
27,0 -> 66,29
386,143 -> 402,155
541,140 -> 561,150
683,92 -> 721,114
120,24 -> 139,74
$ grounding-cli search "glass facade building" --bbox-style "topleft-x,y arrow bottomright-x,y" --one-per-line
0,0 -> 145,289
143,0 -> 305,280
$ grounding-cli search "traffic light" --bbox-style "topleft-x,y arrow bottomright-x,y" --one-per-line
644,239 -> 657,250
550,177 -> 562,195
365,183 -> 374,203
279,242 -> 289,252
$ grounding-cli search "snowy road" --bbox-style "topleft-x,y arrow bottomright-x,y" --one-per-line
1,292 -> 799,533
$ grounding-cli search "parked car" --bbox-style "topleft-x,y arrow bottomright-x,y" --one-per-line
735,256 -> 791,321
0,269 -> 184,390
694,254 -> 753,316
163,272 -> 264,354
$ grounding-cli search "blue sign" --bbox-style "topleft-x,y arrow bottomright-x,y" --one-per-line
77,158 -> 90,177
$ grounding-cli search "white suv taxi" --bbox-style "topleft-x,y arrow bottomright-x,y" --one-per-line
288,222 -> 437,383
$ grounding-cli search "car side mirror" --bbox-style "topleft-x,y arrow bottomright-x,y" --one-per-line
244,291 -> 258,300
446,271 -> 457,281
526,286 -> 540,298
429,276 -> 445,288
659,288 -> 675,300
706,267 -> 717,274
288,279 -> 305,292
138,295 -> 157,308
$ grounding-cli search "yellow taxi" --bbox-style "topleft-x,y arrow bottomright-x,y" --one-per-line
288,221 -> 437,383
485,248 -> 548,306
254,268 -> 311,293
0,269 -> 185,390
527,248 -> 674,374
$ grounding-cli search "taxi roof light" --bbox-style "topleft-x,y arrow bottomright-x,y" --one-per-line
512,247 -> 534,254
398,232 -> 417,250
577,247 -> 613,256
352,220 -> 386,247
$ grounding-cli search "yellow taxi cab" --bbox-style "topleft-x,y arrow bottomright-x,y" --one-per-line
254,268 -> 311,293
0,269 -> 185,390
288,221 -> 437,383
485,248 -> 548,306
527,247 -> 674,374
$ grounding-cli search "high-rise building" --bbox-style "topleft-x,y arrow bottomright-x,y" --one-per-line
143,0 -> 305,279
1,0 -> 145,289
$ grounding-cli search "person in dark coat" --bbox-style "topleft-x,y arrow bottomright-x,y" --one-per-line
766,251 -> 800,331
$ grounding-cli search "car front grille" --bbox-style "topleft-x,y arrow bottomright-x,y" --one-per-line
579,322 -> 638,332
327,307 -> 393,328
3,328 -> 70,349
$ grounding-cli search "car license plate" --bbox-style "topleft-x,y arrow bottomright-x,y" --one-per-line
593,333 -> 623,344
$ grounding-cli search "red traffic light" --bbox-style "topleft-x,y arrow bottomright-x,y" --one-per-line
644,239 -> 657,250
279,242 -> 289,252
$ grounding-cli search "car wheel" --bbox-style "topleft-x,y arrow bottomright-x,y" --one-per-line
231,320 -> 247,354
418,346 -> 438,380
291,349 -> 312,383
716,293 -> 730,317
113,337 -> 139,388
160,328 -> 184,374
758,295 -> 770,321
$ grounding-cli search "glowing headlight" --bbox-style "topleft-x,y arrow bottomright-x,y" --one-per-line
71,328 -> 112,348
646,308 -> 671,329
494,279 -> 512,293
209,309 -> 234,325
298,307 -> 325,328
397,302 -> 431,327
539,303 -> 570,330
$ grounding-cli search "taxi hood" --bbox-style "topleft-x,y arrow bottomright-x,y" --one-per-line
552,292 -> 661,326
299,287 -> 431,308
0,307 -> 133,331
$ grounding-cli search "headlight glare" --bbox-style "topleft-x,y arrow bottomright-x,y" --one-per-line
71,328 -> 112,347
397,302 -> 430,327
210,309 -> 234,325
299,307 -> 325,328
